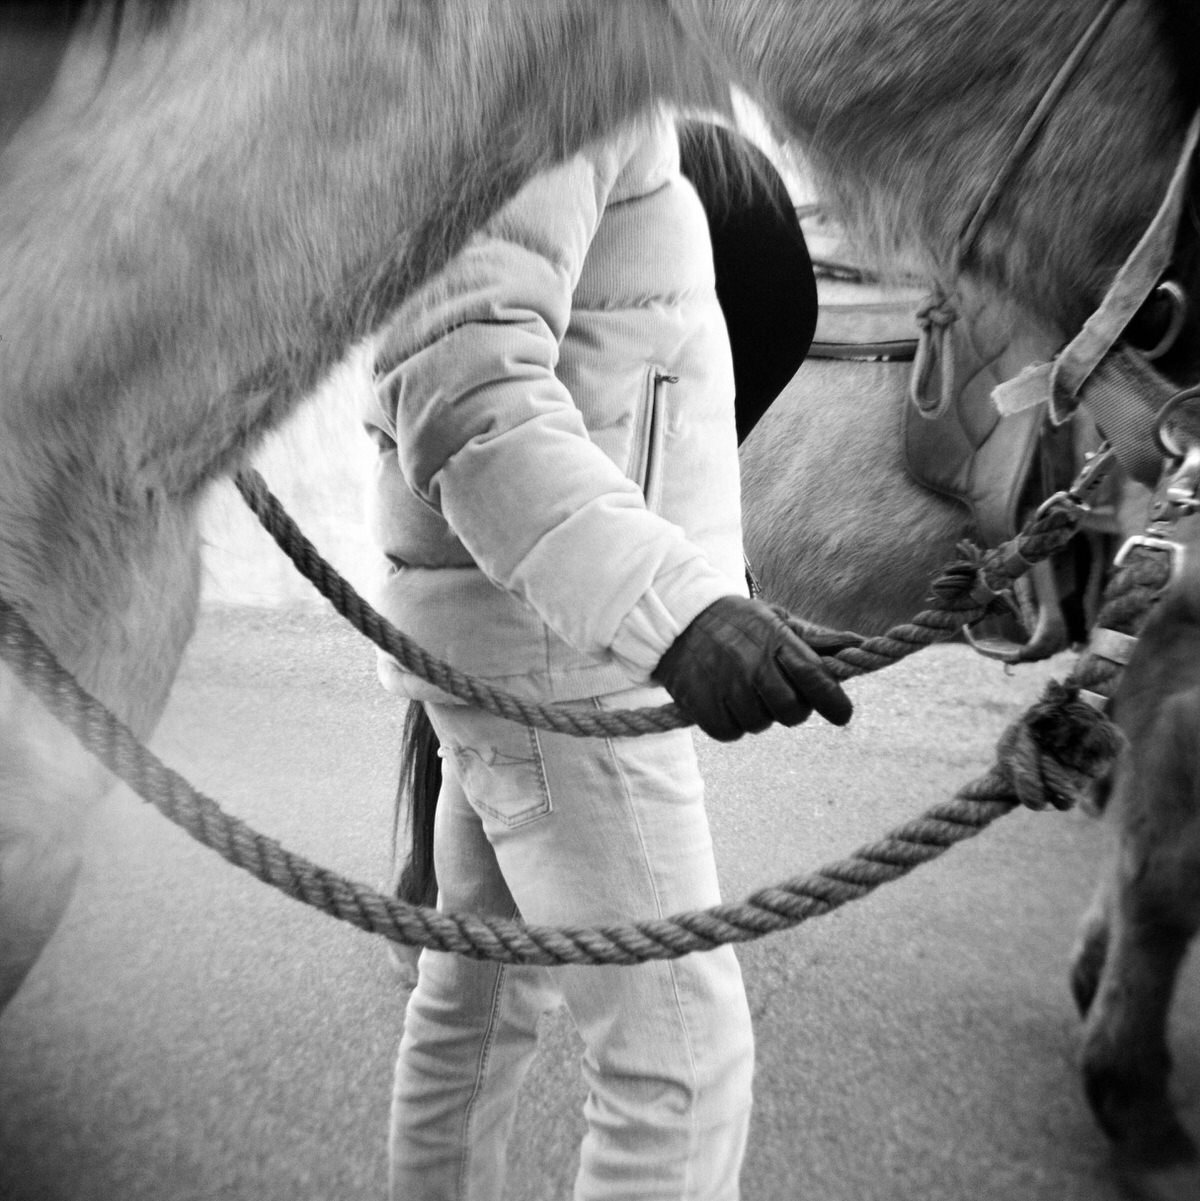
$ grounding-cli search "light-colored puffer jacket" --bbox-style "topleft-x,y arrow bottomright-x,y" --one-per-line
362,112 -> 745,703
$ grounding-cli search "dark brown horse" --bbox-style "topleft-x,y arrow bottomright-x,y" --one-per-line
1068,517 -> 1200,1171
3,2 -> 1200,1168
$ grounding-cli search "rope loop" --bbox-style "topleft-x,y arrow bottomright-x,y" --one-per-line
235,470 -> 992,720
0,593 -> 1024,963
909,289 -> 960,418
0,455 -> 1173,967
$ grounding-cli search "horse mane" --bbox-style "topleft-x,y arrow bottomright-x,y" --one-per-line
708,0 -> 1200,335
12,0 -> 183,40
58,0 -> 182,27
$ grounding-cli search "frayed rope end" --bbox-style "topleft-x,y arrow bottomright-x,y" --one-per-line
997,679 -> 1126,811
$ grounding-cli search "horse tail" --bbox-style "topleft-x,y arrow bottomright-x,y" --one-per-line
392,701 -> 441,908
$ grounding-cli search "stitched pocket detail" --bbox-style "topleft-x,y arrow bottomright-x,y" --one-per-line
449,725 -> 553,829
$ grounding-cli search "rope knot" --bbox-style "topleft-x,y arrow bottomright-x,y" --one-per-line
996,679 -> 1125,811
915,293 -> 960,330
909,288 -> 960,418
929,556 -> 984,605
929,541 -> 1016,615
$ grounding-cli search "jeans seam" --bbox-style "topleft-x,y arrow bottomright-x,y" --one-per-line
528,725 -> 552,814
455,957 -> 511,1201
598,707 -> 703,1196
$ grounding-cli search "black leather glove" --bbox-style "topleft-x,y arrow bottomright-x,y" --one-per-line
652,595 -> 854,742
769,609 -> 864,658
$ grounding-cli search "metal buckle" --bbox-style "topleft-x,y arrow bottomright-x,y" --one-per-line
1112,529 -> 1185,579
961,626 -> 1026,663
1071,442 -> 1117,502
1140,280 -> 1189,362
1155,385 -> 1200,457
1034,441 -> 1117,520
1164,444 -> 1200,512
1153,387 -> 1200,514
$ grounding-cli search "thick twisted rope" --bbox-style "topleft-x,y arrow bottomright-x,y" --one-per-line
0,594 -> 1062,962
988,544 -> 1171,812
236,468 -> 681,739
0,540 -> 1157,961
0,467 -> 1161,963
233,469 -> 1082,704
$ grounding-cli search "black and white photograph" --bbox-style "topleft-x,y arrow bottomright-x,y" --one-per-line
2,3 -> 1199,1199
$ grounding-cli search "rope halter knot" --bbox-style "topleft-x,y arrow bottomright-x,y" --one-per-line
909,288 -> 960,419
996,679 -> 1125,811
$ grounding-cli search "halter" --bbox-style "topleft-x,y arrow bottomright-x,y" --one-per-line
912,0 -> 1200,499
954,0 -> 1128,274
910,0 -> 1129,418
991,109 -> 1200,485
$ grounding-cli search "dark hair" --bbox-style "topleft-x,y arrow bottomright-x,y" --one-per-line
679,120 -> 817,442
677,118 -> 792,222
8,1 -> 183,35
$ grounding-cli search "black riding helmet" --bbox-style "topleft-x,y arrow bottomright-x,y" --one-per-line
678,121 -> 817,445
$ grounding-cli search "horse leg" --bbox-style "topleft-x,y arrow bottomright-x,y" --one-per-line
1074,689 -> 1200,1168
0,694 -> 91,1009
1071,865 -> 1114,1021
1069,768 -> 1121,1012
0,504 -> 201,1011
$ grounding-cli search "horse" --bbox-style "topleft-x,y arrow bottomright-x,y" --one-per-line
2,1 -> 1199,1127
737,213 -> 1200,1171
1067,515 -> 1200,1171
738,203 -> 1149,646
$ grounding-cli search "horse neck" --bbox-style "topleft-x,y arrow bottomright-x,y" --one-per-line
0,0 -> 718,501
685,0 -> 1193,334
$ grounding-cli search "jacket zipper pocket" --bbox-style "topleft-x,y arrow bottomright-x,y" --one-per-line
630,368 -> 676,511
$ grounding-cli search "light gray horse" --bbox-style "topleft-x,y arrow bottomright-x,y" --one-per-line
740,218 -> 1199,1166
2,11 -> 1198,1166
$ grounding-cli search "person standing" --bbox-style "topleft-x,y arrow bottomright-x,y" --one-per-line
362,109 -> 851,1201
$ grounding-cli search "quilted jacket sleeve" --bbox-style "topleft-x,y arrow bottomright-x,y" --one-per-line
371,136 -> 738,680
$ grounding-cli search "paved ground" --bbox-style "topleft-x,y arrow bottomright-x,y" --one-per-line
1,604 -> 1198,1200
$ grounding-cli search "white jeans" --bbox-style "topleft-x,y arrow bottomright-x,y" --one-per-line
389,687 -> 754,1201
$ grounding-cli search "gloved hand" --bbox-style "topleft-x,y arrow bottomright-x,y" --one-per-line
652,595 -> 854,742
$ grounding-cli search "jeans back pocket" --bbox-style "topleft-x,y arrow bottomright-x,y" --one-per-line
448,724 -> 553,830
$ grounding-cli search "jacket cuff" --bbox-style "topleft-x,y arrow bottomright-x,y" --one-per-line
608,557 -> 744,681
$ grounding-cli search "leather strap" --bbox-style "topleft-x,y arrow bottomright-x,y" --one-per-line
1050,109 -> 1200,423
953,0 -> 1129,272
808,340 -> 917,363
